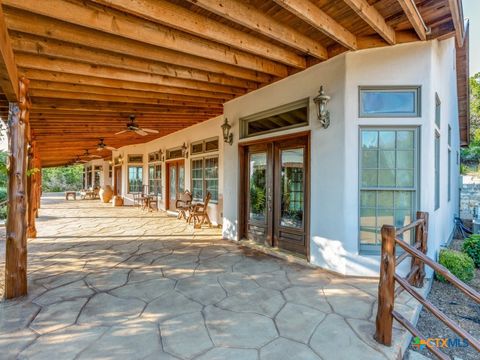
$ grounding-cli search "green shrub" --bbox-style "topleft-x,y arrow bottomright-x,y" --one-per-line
0,187 -> 6,202
0,204 -> 7,220
463,235 -> 480,268
436,249 -> 475,283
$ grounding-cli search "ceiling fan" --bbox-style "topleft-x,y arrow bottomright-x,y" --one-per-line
73,155 -> 87,164
115,114 -> 159,136
82,149 -> 101,159
96,138 -> 117,151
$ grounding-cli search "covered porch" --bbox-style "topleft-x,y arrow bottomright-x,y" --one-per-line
0,194 -> 422,359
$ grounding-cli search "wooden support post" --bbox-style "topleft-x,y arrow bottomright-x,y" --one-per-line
26,138 -> 37,238
4,78 -> 30,298
375,225 -> 396,346
410,211 -> 429,288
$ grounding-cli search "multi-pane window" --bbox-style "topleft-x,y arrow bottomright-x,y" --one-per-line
148,164 -> 162,197
191,159 -> 204,201
359,87 -> 421,117
128,166 -> 143,193
359,129 -> 417,251
448,125 -> 452,202
190,157 -> 218,203
435,94 -> 441,128
93,166 -> 102,188
434,133 -> 440,210
86,166 -> 92,188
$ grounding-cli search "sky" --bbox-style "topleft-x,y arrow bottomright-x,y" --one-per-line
464,0 -> 479,75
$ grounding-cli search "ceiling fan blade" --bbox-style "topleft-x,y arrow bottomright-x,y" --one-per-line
115,130 -> 128,135
142,128 -> 159,134
96,147 -> 103,151
135,129 -> 148,136
105,146 -> 117,151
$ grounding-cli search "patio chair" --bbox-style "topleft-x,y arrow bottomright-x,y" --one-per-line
189,192 -> 212,228
175,190 -> 192,220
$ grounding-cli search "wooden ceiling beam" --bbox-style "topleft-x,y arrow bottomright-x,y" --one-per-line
272,0 -> 357,50
343,0 -> 396,45
184,0 -> 328,60
10,33 -> 258,90
24,70 -> 234,100
29,81 -> 225,105
3,0 -> 290,76
0,2 -> 18,101
92,0 -> 306,68
4,9 -> 273,83
29,89 -> 224,108
447,0 -> 465,47
16,54 -> 246,95
396,0 -> 427,41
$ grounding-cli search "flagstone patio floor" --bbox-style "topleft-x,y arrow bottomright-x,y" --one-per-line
0,194 -> 422,360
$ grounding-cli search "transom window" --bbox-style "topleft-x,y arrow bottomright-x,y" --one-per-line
359,86 -> 421,117
240,99 -> 308,139
191,156 -> 219,203
191,137 -> 219,155
128,154 -> 143,163
359,128 -> 418,252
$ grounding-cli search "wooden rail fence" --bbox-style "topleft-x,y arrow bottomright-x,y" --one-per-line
375,211 -> 480,359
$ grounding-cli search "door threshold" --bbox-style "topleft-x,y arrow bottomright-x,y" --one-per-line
239,239 -> 316,269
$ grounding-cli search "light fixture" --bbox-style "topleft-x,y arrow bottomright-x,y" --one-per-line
182,143 -> 188,158
158,149 -> 164,161
221,118 -> 233,145
313,85 -> 331,129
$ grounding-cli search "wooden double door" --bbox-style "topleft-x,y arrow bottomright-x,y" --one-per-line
166,160 -> 185,211
241,134 -> 310,257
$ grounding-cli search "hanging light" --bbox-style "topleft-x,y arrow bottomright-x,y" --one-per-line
221,118 -> 233,145
313,86 -> 331,129
182,143 -> 189,158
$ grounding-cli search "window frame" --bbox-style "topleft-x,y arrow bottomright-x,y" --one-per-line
358,86 -> 421,118
240,98 -> 309,139
190,155 -> 219,204
148,163 -> 162,198
434,131 -> 440,210
358,126 -> 420,254
128,165 -> 143,194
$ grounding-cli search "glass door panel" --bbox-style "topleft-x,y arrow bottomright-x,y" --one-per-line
169,165 -> 177,211
249,152 -> 267,223
280,148 -> 304,229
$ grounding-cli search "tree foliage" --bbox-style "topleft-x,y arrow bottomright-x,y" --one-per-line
461,73 -> 480,169
42,166 -> 84,192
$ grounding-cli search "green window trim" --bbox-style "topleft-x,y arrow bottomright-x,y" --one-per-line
190,156 -> 219,203
359,127 -> 419,253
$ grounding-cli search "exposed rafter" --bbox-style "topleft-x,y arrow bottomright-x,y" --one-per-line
343,0 -> 396,45
447,0 -> 465,47
272,0 -> 358,50
396,0 -> 427,41
0,1 -> 18,101
183,0 -> 328,60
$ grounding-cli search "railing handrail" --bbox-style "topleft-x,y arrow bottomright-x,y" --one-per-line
395,237 -> 480,303
375,211 -> 480,359
395,218 -> 425,236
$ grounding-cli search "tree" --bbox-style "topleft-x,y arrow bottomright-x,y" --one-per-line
461,73 -> 480,170
42,166 -> 84,192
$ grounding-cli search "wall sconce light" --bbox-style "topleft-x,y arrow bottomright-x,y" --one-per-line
221,118 -> 233,145
313,85 -> 331,129
182,143 -> 189,159
158,149 -> 164,161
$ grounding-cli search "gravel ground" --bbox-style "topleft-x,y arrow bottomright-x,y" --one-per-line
411,238 -> 480,360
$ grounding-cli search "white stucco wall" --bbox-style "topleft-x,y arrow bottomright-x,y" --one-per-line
112,38 -> 461,277
113,116 -> 224,225
83,159 -> 111,188
223,39 -> 460,276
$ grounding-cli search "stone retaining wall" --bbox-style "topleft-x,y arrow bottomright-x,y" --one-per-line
460,175 -> 480,219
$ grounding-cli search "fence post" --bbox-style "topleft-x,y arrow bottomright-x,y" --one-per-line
375,225 -> 396,346
410,211 -> 429,288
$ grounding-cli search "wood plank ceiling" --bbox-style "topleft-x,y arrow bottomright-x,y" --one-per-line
0,0 -> 464,167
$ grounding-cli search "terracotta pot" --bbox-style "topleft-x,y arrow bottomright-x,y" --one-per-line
100,185 -> 113,203
112,196 -> 124,207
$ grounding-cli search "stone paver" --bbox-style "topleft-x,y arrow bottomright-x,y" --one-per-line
0,195 -> 419,359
